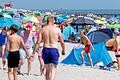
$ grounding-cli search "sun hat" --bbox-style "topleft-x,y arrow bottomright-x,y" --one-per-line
26,22 -> 33,30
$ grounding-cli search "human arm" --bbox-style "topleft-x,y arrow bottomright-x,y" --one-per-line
85,36 -> 95,51
58,28 -> 65,55
2,36 -> 9,65
32,29 -> 42,55
20,37 -> 30,57
32,32 -> 36,45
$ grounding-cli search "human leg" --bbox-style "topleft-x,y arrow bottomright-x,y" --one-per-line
1,45 -> 6,69
45,64 -> 51,80
80,50 -> 85,65
8,68 -> 12,80
13,67 -> 18,80
87,53 -> 93,68
49,63 -> 57,80
42,48 -> 58,80
18,58 -> 25,74
38,55 -> 44,75
8,51 -> 20,79
27,59 -> 31,75
116,57 -> 120,71
18,49 -> 26,74
27,48 -> 33,75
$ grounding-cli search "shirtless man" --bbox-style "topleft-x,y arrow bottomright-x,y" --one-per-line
2,24 -> 30,80
32,16 -> 65,80
80,30 -> 94,68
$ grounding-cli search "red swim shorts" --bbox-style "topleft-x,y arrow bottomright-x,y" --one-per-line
84,45 -> 91,53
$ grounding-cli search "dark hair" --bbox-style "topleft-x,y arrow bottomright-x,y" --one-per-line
3,26 -> 9,31
10,24 -> 19,33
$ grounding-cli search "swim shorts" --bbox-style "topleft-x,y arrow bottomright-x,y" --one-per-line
84,45 -> 91,53
42,47 -> 59,65
8,51 -> 20,68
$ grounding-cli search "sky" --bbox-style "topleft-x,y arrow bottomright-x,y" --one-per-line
0,0 -> 120,10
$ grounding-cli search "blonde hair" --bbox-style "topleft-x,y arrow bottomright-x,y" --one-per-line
46,16 -> 55,24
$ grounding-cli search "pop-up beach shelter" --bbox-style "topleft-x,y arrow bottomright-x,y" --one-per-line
87,28 -> 113,44
61,42 -> 113,66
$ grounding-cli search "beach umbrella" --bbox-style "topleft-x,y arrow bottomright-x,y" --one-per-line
0,17 -> 22,28
0,6 -> 3,9
14,16 -> 28,22
94,20 -> 105,25
36,16 -> 44,25
72,17 -> 95,25
56,15 -> 67,24
3,14 -> 12,18
23,16 -> 39,23
107,23 -> 120,28
0,12 -> 3,15
100,17 -> 106,21
0,12 -> 3,17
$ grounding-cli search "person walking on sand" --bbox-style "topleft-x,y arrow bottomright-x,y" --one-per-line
2,24 -> 30,80
80,30 -> 94,68
32,16 -> 65,80
18,22 -> 36,75
0,27 -> 9,69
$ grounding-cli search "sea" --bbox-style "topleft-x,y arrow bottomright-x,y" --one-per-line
39,9 -> 120,17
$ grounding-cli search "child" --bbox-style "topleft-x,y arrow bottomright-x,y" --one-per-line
2,24 -> 30,80
80,30 -> 94,68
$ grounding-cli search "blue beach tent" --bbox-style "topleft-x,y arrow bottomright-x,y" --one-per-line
87,28 -> 113,44
61,42 -> 113,66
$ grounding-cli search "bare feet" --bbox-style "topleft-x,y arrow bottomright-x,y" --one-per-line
91,65 -> 94,68
81,64 -> 86,67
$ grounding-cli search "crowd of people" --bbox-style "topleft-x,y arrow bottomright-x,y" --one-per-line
0,14 -> 120,80
0,16 -> 65,80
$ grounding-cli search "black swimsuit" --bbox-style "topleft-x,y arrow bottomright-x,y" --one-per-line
8,50 -> 20,68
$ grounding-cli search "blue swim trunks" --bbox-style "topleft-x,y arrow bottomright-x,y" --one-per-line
42,47 -> 59,65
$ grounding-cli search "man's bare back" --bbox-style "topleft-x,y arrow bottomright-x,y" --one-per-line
42,25 -> 61,48
8,34 -> 21,51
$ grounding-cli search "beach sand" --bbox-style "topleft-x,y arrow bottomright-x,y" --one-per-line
1,42 -> 120,80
